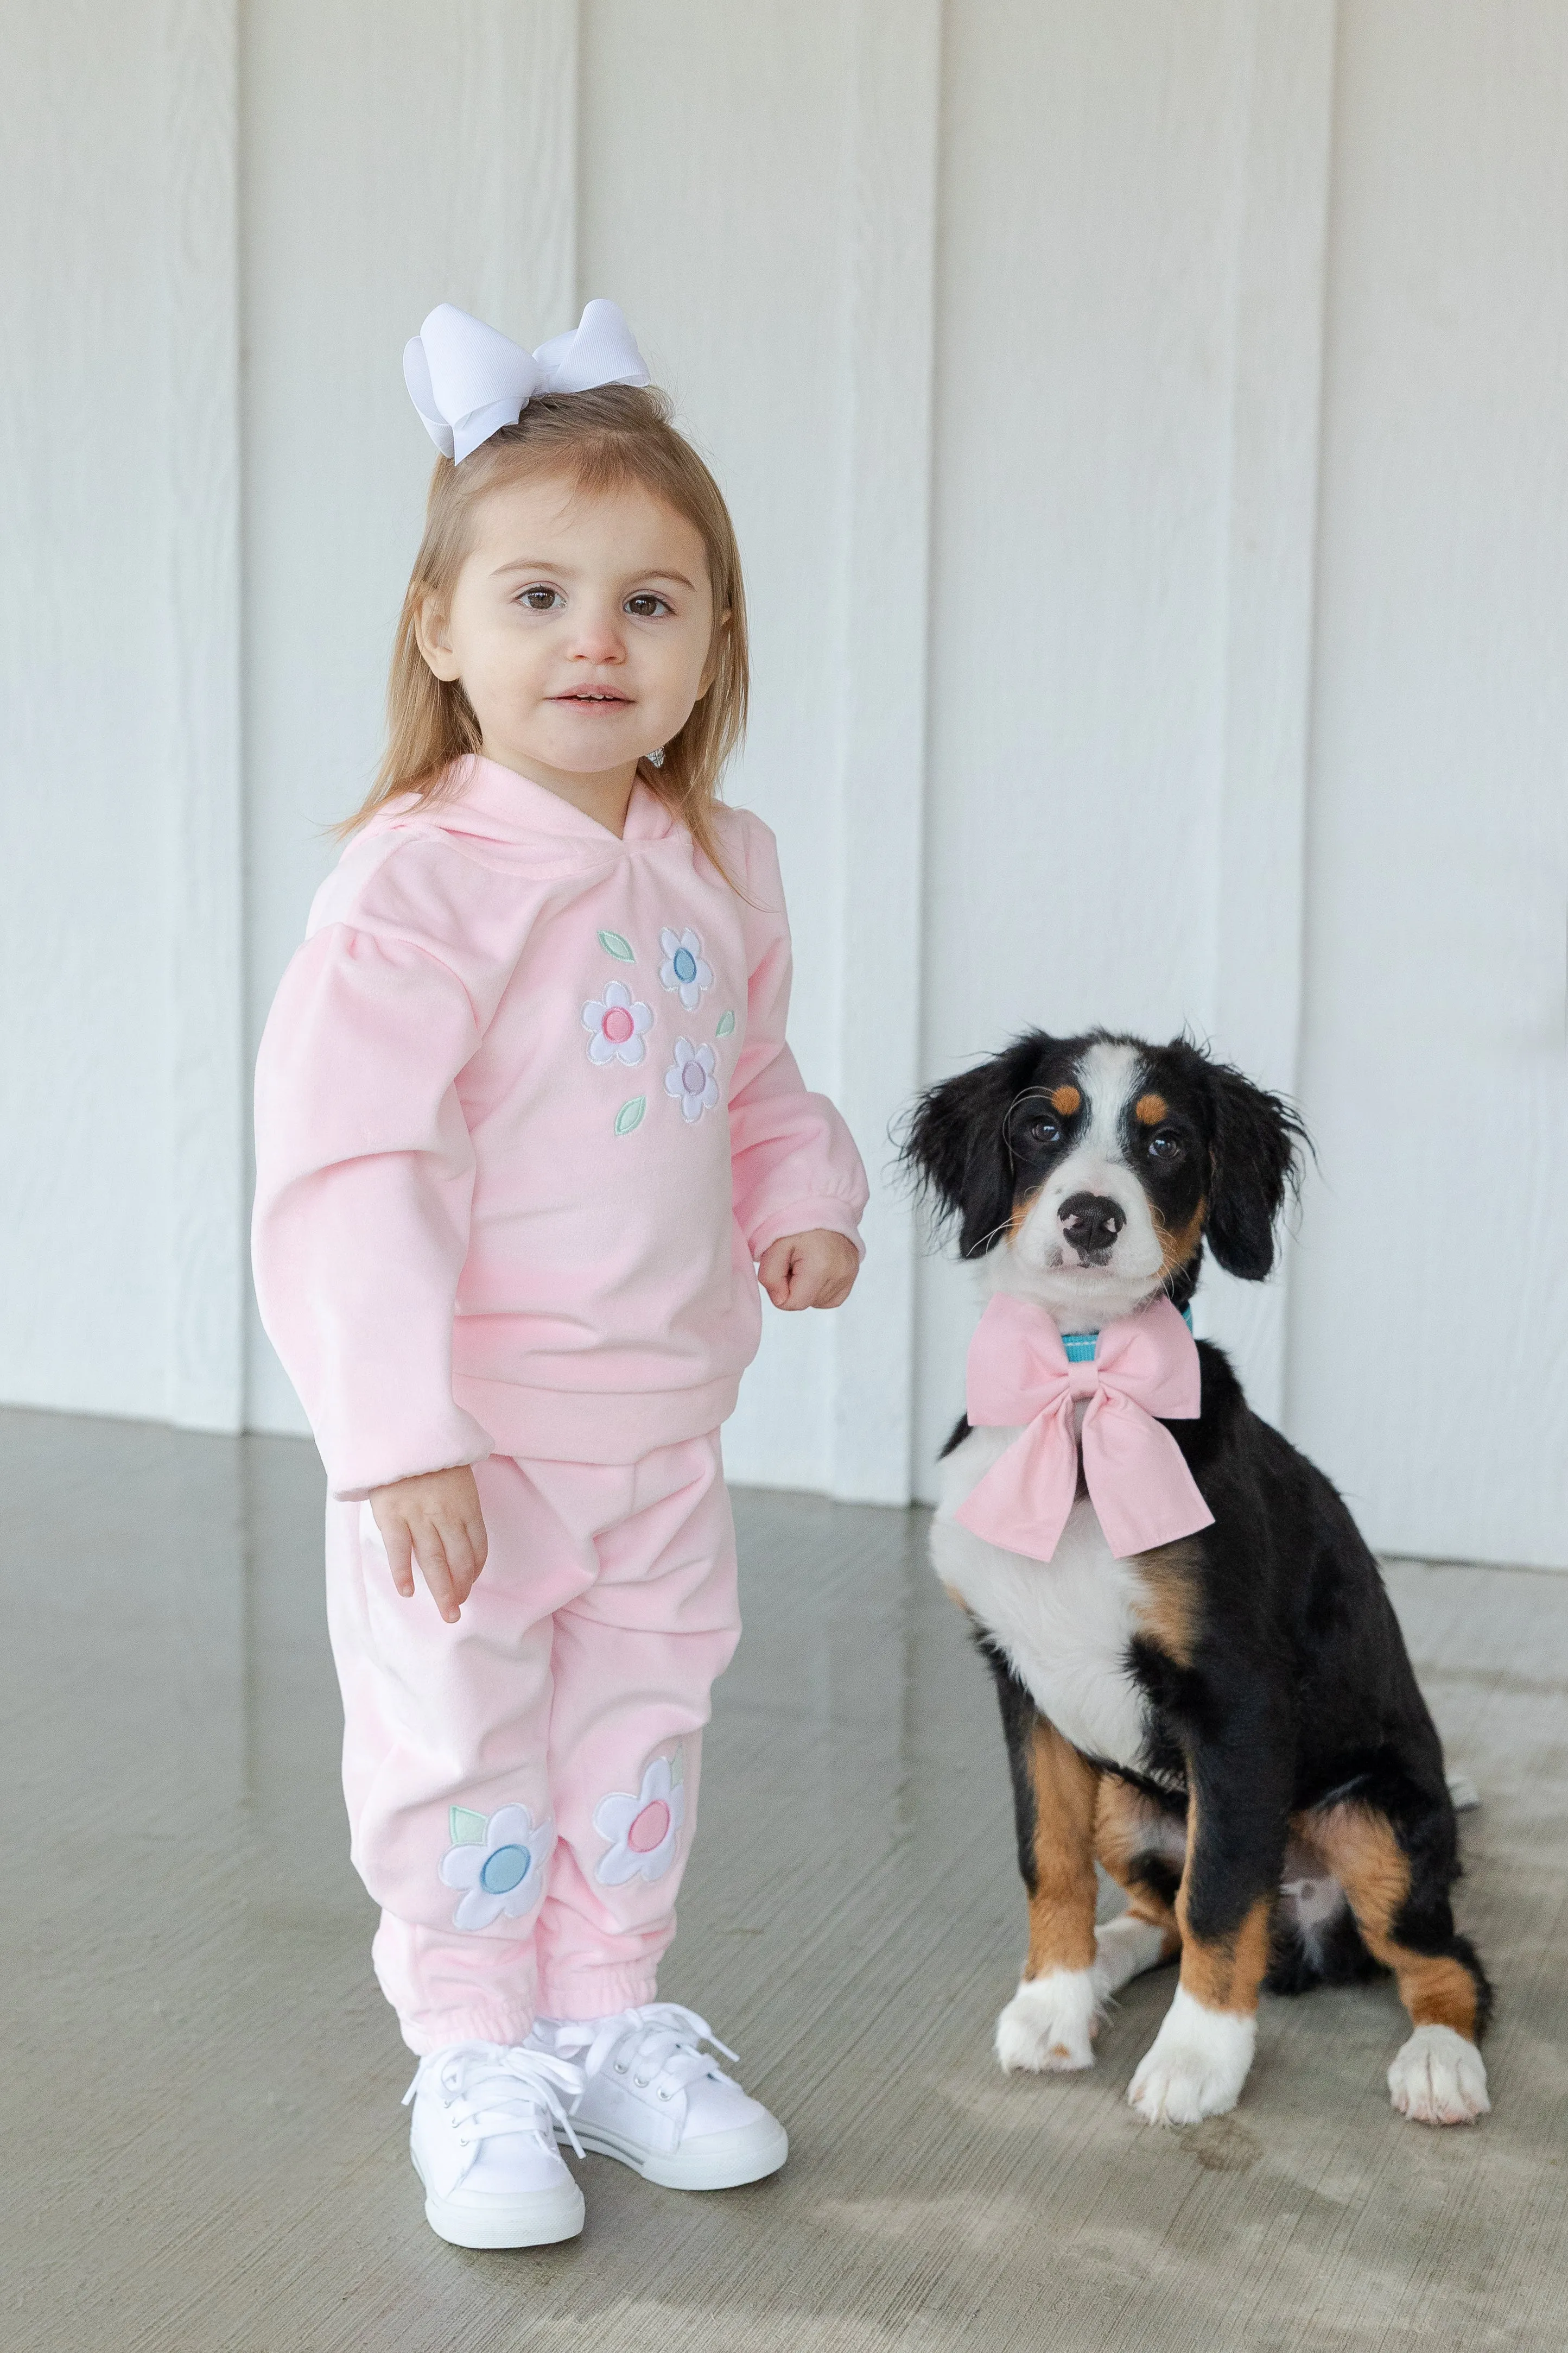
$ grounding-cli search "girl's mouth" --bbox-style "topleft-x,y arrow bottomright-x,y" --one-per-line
553,690 -> 632,706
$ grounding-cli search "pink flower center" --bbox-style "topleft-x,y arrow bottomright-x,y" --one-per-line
602,1006 -> 635,1044
626,1798 -> 671,1854
681,1061 -> 706,1094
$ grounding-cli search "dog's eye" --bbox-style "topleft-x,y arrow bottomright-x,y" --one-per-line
1021,1116 -> 1061,1148
1146,1128 -> 1185,1164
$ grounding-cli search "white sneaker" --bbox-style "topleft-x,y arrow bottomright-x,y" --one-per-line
534,2003 -> 788,2190
404,2041 -> 587,2248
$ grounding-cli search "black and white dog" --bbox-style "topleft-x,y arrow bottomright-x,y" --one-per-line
906,1030 -> 1490,2128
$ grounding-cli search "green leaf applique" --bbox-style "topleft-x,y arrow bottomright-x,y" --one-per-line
449,1806 -> 488,1846
598,929 -> 636,962
715,1009 -> 736,1037
614,1096 -> 646,1136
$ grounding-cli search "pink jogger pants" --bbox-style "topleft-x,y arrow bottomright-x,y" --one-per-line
325,1432 -> 741,2054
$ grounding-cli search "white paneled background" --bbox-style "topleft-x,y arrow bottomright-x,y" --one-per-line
3,2 -> 1565,1565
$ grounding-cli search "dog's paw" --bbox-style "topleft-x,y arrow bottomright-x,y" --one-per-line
1127,1988 -> 1256,2126
1388,2025 -> 1490,2126
1092,1912 -> 1172,2001
995,1969 -> 1100,2073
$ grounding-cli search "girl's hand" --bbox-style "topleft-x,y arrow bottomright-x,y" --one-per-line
758,1228 -> 860,1311
369,1465 -> 489,1625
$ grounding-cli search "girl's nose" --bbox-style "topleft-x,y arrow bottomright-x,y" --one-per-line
565,605 -> 626,665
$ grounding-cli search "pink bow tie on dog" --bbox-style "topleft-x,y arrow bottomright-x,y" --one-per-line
954,1294 -> 1215,1563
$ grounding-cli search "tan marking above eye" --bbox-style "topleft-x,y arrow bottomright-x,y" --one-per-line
1135,1092 -> 1169,1126
1050,1084 -> 1081,1116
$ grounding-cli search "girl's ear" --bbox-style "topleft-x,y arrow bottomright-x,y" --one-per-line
415,594 -> 461,682
903,1036 -> 1044,1261
1193,1055 -> 1308,1281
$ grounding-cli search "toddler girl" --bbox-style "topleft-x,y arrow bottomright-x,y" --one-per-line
252,299 -> 867,2248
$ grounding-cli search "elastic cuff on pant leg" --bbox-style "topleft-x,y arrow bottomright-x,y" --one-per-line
536,1962 -> 660,2021
399,2006 -> 541,2058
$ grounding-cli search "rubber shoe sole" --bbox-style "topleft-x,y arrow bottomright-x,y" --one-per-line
563,2113 -> 788,2191
414,2154 -> 585,2248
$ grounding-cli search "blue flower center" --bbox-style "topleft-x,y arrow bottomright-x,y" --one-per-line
480,1843 -> 530,1894
672,947 -> 697,984
682,1061 -> 707,1094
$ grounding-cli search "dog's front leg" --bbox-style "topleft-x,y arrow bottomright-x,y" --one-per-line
993,1711 -> 1103,2073
1127,1746 -> 1287,2126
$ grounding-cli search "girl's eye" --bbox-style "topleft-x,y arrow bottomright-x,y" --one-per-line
1147,1129 -> 1185,1163
624,593 -> 670,618
518,586 -> 563,611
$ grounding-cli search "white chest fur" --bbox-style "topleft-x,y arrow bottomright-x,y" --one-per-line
930,1424 -> 1153,1775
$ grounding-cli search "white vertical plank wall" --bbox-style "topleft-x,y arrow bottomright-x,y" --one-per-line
166,0 -> 246,1433
1190,0 -> 1336,1425
5,1 -> 1568,1567
0,0 -> 218,1424
825,1 -> 942,1504
1288,0 -> 1568,1568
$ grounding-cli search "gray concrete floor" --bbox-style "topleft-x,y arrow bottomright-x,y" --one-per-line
3,1407 -> 1567,2351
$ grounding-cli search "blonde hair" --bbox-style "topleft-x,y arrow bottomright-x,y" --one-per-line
340,384 -> 748,877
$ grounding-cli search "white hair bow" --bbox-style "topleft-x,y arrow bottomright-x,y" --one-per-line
403,299 -> 651,464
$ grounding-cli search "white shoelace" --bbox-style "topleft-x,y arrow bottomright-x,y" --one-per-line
550,2002 -> 740,2105
404,2042 -> 587,2169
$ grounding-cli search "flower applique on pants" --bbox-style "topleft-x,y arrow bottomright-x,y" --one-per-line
327,1433 -> 740,2054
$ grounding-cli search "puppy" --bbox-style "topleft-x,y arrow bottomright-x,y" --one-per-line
905,1029 -> 1490,2128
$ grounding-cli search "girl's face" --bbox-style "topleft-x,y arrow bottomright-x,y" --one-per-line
417,471 -> 718,806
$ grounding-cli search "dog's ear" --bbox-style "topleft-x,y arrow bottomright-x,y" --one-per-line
903,1037 -> 1044,1260
1178,1048 -> 1307,1281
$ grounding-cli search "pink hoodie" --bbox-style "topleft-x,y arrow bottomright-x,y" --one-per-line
252,757 -> 868,1497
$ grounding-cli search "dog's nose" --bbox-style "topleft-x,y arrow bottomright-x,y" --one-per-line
1059,1192 -> 1124,1258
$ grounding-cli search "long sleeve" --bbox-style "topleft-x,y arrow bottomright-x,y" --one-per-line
253,887 -> 502,1500
726,815 -> 870,1260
